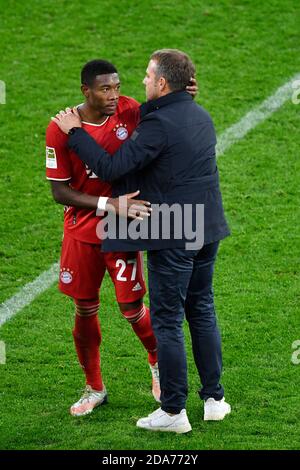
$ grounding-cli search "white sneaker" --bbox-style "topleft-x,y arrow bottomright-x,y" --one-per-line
70,385 -> 108,417
136,407 -> 192,434
149,363 -> 161,403
204,397 -> 231,421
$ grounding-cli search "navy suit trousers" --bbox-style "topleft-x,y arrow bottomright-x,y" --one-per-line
148,242 -> 224,414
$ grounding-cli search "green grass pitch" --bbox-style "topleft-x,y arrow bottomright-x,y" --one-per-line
0,0 -> 299,450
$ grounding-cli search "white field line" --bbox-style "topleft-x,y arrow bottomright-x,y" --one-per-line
0,73 -> 299,328
0,263 -> 59,327
216,73 -> 300,156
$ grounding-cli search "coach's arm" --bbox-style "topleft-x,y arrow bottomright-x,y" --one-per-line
52,109 -> 166,183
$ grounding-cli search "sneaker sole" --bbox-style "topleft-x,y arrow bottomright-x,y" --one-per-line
136,422 -> 192,434
70,394 -> 108,417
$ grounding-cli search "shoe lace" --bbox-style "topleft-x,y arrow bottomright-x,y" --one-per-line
78,386 -> 93,404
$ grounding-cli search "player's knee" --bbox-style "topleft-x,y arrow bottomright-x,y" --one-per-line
119,301 -> 147,325
118,298 -> 143,314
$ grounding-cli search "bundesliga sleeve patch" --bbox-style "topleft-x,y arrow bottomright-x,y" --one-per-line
46,146 -> 58,169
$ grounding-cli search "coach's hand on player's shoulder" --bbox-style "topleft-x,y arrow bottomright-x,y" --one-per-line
107,191 -> 152,221
186,77 -> 198,99
51,107 -> 82,134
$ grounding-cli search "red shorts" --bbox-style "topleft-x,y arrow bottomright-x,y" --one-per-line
59,233 -> 146,302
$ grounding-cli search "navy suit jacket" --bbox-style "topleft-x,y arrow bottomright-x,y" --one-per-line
68,91 -> 230,251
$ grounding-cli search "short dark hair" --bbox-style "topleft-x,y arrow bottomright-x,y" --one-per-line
150,49 -> 195,92
81,59 -> 118,87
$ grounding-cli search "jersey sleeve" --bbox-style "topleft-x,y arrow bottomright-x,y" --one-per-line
45,121 -> 72,181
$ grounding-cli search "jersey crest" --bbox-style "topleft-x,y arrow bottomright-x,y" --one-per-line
114,123 -> 128,140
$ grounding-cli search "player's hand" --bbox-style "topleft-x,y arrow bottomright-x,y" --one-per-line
107,191 -> 152,221
186,77 -> 198,99
51,106 -> 82,134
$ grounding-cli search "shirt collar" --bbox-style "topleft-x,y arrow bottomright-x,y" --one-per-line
140,91 -> 193,118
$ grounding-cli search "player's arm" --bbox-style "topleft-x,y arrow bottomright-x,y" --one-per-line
50,180 -> 99,208
46,123 -> 105,210
52,109 -> 166,182
50,181 -> 151,220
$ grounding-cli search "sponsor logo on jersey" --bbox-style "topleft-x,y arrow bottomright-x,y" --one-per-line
114,123 -> 128,140
132,282 -> 142,291
60,268 -> 73,284
85,164 -> 98,179
46,146 -> 58,169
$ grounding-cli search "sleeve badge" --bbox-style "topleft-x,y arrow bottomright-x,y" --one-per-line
46,146 -> 58,169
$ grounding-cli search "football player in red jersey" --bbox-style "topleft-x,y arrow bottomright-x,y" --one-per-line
46,60 -> 197,416
46,60 -> 162,416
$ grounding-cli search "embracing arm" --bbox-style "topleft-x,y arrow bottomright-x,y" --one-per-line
52,109 -> 166,183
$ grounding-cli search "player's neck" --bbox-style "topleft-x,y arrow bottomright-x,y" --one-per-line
78,104 -> 108,125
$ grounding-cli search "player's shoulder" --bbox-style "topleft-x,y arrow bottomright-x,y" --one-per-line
46,117 -> 69,142
46,119 -> 59,133
118,95 -> 140,112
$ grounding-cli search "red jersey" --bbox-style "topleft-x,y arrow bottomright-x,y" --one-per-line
46,96 -> 140,244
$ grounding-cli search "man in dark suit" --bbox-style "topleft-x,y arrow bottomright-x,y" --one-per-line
53,49 -> 231,434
